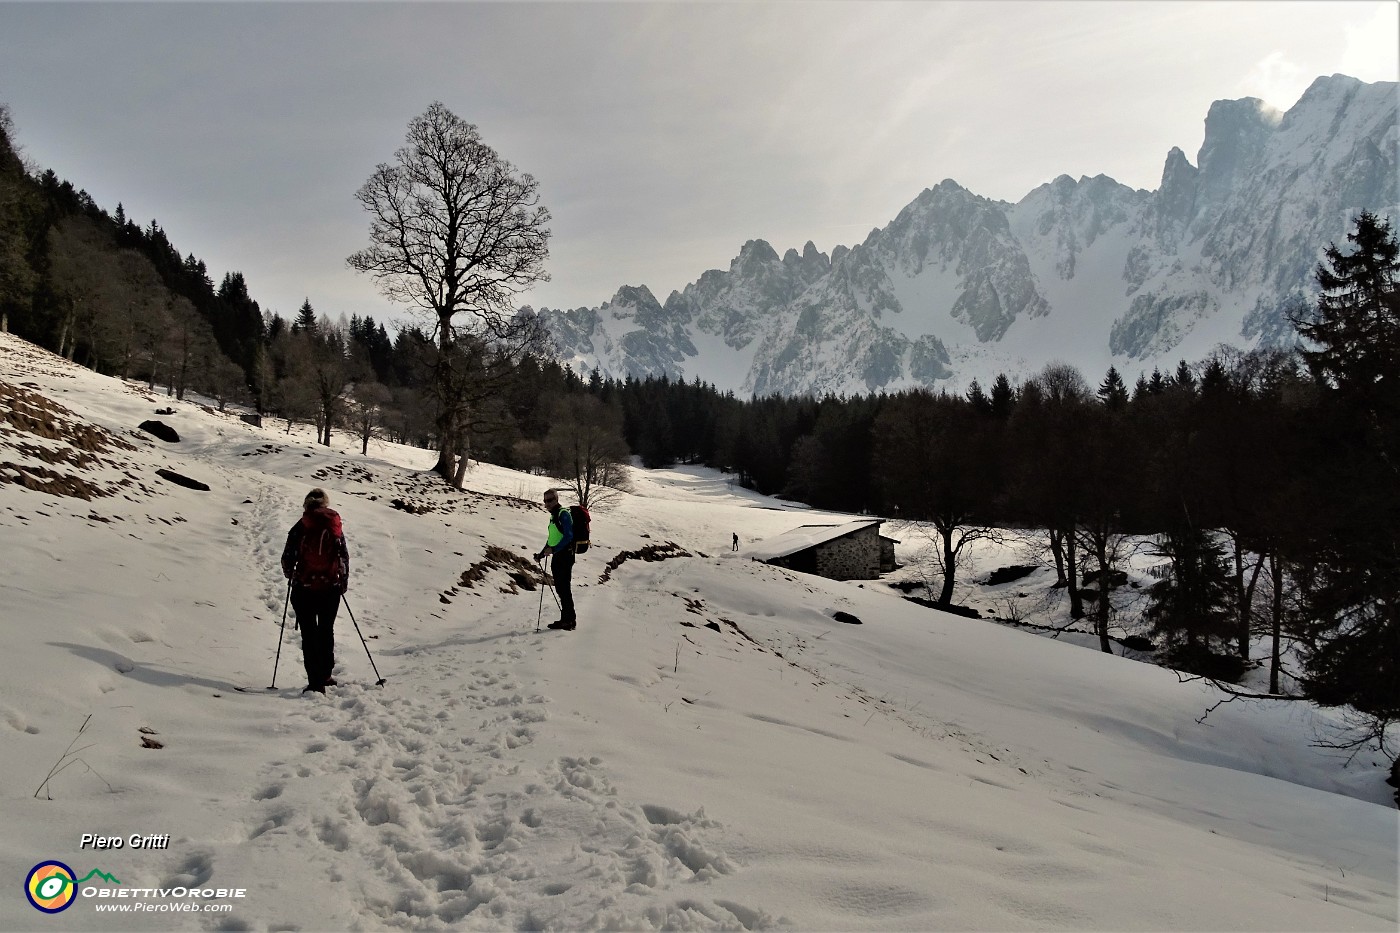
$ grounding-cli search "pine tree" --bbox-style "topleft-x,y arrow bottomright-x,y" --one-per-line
1296,210 -> 1399,402
1145,524 -> 1239,678
1172,360 -> 1196,394
1198,357 -> 1230,398
1097,366 -> 1128,411
1148,368 -> 1167,395
965,378 -> 992,416
990,374 -> 1015,419
1291,212 -> 1400,739
293,298 -> 317,336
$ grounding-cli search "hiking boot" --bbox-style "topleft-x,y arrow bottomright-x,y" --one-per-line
547,620 -> 576,631
302,683 -> 326,694
322,678 -> 338,687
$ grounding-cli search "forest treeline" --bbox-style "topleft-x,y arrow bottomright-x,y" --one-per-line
1,106 -> 1395,759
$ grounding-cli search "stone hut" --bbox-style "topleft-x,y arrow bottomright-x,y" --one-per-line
748,520 -> 898,581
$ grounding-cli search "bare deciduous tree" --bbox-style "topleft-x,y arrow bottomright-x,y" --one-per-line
98,250 -> 164,379
1010,363 -> 1095,620
875,390 -> 1002,608
158,295 -> 214,401
311,353 -> 352,445
205,355 -> 250,411
347,381 -> 393,456
140,295 -> 175,391
540,394 -> 633,509
348,101 -> 551,486
47,217 -> 109,360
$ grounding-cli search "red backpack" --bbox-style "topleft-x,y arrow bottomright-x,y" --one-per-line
297,508 -> 344,590
569,505 -> 591,554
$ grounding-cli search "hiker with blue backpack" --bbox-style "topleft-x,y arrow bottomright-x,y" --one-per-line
535,488 -> 589,631
281,487 -> 350,692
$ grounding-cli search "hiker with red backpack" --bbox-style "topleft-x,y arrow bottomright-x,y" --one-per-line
281,487 -> 350,693
534,488 -> 589,631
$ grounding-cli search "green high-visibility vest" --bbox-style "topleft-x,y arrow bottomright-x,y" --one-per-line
547,512 -> 566,547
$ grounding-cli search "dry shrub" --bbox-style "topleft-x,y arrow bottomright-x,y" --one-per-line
0,462 -> 113,500
0,381 -> 138,500
597,542 -> 691,584
459,544 -> 548,593
0,380 -> 134,454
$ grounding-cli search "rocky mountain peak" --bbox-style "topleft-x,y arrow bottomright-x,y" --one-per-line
734,239 -> 780,272
1196,97 -> 1281,202
538,75 -> 1396,397
605,284 -> 664,315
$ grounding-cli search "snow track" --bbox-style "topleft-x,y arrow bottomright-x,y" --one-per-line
228,626 -> 763,930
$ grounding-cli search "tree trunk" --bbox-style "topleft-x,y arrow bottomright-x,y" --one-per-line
1239,550 -> 1264,661
175,352 -> 188,400
1097,590 -> 1112,652
57,311 -> 73,359
1049,528 -> 1067,586
453,408 -> 472,489
1066,528 -> 1084,620
433,313 -> 457,482
937,524 -> 956,607
1093,536 -> 1112,653
1086,526 -> 1108,650
434,406 -> 457,479
1269,554 -> 1284,694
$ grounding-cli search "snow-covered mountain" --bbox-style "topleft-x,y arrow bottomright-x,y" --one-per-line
536,74 -> 1398,395
1,332 -> 1396,929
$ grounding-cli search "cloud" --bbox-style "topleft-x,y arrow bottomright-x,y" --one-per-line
1236,50 -> 1313,109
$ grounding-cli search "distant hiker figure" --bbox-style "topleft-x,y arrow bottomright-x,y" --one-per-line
534,488 -> 577,631
732,532 -> 739,551
281,488 -> 349,693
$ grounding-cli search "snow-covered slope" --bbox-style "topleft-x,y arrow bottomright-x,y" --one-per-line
1,332 -> 1395,930
537,74 -> 1398,395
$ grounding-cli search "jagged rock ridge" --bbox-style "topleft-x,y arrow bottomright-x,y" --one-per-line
534,75 -> 1398,395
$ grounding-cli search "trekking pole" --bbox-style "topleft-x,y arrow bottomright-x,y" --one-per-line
340,594 -> 386,686
269,578 -> 292,690
544,554 -> 561,613
536,557 -> 545,631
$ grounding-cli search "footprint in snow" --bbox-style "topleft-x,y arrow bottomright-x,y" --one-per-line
253,782 -> 284,801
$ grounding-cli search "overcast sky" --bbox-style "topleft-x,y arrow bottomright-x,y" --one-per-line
1,1 -> 1395,326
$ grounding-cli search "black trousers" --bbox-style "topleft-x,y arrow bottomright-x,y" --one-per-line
553,549 -> 576,624
291,587 -> 338,686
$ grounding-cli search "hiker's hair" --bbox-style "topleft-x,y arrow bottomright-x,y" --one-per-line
304,487 -> 330,510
